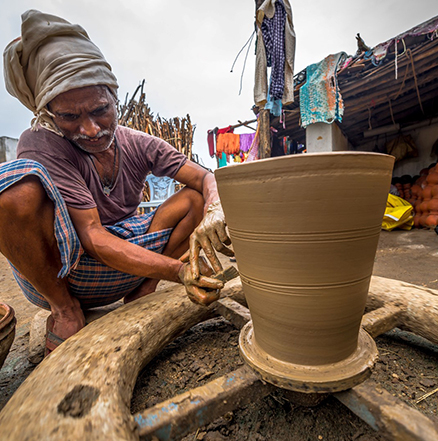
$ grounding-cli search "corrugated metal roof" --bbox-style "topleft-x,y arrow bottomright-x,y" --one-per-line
272,15 -> 438,147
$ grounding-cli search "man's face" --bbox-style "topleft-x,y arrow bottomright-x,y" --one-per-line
48,86 -> 118,154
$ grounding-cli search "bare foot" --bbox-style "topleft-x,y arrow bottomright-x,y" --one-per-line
124,278 -> 160,303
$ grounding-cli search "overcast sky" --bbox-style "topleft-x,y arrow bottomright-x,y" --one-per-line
1,1 -> 437,169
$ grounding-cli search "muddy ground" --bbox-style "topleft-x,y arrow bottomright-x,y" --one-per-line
1,228 -> 438,440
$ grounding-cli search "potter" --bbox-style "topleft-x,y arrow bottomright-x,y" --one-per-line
1,9 -> 233,357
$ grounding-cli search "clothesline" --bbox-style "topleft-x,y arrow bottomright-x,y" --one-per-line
230,118 -> 257,131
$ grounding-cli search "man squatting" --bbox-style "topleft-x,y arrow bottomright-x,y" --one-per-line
1,10 -> 234,354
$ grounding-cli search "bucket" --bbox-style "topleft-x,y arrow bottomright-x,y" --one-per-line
215,152 -> 394,392
0,303 -> 16,370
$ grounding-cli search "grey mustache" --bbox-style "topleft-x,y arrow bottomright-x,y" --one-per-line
72,130 -> 112,141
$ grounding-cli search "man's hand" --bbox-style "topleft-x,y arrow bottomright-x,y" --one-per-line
178,261 -> 224,306
189,200 -> 234,279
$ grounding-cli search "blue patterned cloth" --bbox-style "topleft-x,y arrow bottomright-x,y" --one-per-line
0,159 -> 173,310
261,0 -> 286,101
299,52 -> 346,128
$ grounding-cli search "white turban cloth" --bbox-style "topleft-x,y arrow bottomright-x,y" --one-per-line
3,9 -> 119,135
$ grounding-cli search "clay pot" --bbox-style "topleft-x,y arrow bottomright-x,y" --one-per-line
425,215 -> 438,227
216,152 -> 394,392
395,183 -> 404,199
422,186 -> 433,200
428,198 -> 438,214
419,213 -> 429,227
426,171 -> 438,186
0,303 -> 16,370
417,176 -> 427,188
411,184 -> 421,197
419,200 -> 429,214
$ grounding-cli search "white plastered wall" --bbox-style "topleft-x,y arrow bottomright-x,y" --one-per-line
0,137 -> 18,162
357,121 -> 438,178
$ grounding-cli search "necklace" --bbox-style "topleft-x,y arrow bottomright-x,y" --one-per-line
88,140 -> 118,196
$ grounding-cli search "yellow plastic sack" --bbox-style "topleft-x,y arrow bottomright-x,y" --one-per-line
382,194 -> 414,231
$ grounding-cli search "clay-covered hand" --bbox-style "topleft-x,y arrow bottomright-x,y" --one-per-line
190,200 -> 234,279
178,262 -> 224,306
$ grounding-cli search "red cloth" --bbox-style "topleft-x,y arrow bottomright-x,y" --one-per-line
217,125 -> 234,135
207,129 -> 215,157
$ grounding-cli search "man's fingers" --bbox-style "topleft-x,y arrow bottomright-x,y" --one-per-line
187,285 -> 221,306
179,250 -> 190,263
203,244 -> 223,274
198,256 -> 214,277
189,236 -> 202,279
193,232 -> 223,274
209,231 -> 235,257
197,275 -> 224,290
216,223 -> 232,246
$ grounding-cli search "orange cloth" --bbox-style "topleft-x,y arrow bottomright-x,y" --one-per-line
216,133 -> 240,155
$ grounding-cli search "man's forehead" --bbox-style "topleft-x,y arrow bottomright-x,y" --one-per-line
49,85 -> 112,111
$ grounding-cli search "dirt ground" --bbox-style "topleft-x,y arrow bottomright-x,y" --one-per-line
1,228 -> 438,440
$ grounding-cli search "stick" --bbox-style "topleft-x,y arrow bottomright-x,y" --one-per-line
416,386 -> 438,404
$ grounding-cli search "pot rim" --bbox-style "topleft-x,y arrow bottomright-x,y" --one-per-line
0,302 -> 15,330
215,151 -> 395,178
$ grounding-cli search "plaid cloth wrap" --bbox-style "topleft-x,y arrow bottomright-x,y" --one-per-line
0,159 -> 172,310
261,0 -> 286,101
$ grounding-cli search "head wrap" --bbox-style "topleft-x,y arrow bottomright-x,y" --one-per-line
3,10 -> 119,135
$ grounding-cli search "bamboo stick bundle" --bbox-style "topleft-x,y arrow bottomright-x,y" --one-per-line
118,80 -> 196,203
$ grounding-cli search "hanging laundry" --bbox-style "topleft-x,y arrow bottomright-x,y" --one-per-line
254,0 -> 296,107
216,133 -> 240,155
246,124 -> 260,162
261,0 -> 286,101
299,52 -> 346,128
264,95 -> 282,117
217,152 -> 228,168
207,128 -> 218,158
239,133 -> 256,152
217,126 -> 234,135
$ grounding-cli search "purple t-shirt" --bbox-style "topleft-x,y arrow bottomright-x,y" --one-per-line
17,125 -> 187,225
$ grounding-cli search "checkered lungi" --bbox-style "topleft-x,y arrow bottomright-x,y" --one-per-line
0,159 -> 172,310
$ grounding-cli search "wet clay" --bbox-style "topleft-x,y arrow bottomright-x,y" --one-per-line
239,322 -> 378,393
215,152 -> 394,389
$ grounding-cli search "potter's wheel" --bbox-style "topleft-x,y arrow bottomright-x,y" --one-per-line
239,320 -> 378,393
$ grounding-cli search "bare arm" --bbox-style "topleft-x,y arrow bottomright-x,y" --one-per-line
68,206 -> 183,283
174,161 -> 234,278
173,161 -> 219,214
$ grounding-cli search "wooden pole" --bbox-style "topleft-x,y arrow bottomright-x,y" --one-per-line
254,0 -> 272,159
258,108 -> 271,158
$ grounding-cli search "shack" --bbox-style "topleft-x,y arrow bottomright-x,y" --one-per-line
269,15 -> 438,178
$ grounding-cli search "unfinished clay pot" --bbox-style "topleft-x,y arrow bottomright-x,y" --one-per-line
0,303 -> 16,370
215,152 -> 394,392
